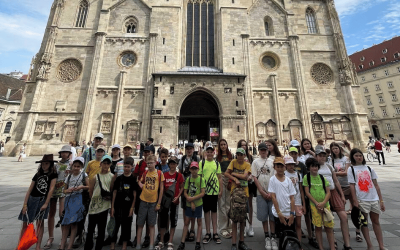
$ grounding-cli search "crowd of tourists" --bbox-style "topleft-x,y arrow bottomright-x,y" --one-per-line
16,133 -> 388,250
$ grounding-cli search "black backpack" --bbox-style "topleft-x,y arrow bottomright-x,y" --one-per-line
161,173 -> 179,209
279,230 -> 302,250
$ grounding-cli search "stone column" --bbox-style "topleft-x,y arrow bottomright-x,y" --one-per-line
79,32 -> 107,142
270,73 -> 282,144
289,35 -> 313,140
111,71 -> 126,145
241,34 -> 256,142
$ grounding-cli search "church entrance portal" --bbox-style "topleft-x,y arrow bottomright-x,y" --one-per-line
179,91 -> 220,143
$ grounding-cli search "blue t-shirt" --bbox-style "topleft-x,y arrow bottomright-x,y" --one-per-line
157,163 -> 170,173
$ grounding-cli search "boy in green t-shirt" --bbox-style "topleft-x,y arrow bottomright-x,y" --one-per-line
303,158 -> 335,250
199,145 -> 222,244
177,161 -> 205,250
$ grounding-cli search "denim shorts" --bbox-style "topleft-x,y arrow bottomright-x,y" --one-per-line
256,196 -> 274,222
18,196 -> 50,223
185,205 -> 203,219
137,200 -> 157,226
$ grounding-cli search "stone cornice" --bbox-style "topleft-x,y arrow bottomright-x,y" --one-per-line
106,37 -> 149,45
249,38 -> 290,46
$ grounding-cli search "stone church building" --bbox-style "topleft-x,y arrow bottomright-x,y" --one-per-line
7,0 -> 369,156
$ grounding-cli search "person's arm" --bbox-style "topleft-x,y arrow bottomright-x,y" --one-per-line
372,179 -> 385,212
110,174 -> 116,194
192,187 -> 205,201
253,175 -> 269,199
217,173 -> 223,199
41,178 -> 57,211
21,181 -> 35,214
173,180 -> 184,203
288,195 -> 295,226
271,192 -> 287,225
349,183 -> 358,208
89,177 -> 96,198
299,181 -> 306,214
231,170 -> 249,180
331,169 -> 345,203
156,179 -> 164,211
111,189 -> 117,217
224,169 -> 241,186
130,189 -> 136,217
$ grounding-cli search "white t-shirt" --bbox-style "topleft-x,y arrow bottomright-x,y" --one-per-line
71,147 -> 77,159
169,149 -> 175,155
330,156 -> 350,187
268,175 -> 296,217
298,153 -> 313,164
251,156 -> 275,195
66,172 -> 87,196
194,142 -> 200,151
347,165 -> 379,201
318,163 -> 335,190
284,171 -> 302,205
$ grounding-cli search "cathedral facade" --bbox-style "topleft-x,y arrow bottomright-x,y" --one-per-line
7,0 -> 369,156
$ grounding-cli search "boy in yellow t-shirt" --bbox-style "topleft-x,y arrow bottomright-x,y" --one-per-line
225,148 -> 252,250
136,155 -> 164,250
85,145 -> 106,181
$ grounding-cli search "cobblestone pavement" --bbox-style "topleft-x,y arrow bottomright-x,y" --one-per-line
1,151 -> 399,250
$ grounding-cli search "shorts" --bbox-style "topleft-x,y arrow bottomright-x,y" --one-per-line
185,205 -> 203,219
329,189 -> 345,212
203,195 -> 218,213
310,204 -> 334,228
295,205 -> 304,216
160,203 -> 179,228
359,200 -> 381,215
137,200 -> 157,226
256,196 -> 274,222
18,196 -> 50,223
248,182 -> 257,197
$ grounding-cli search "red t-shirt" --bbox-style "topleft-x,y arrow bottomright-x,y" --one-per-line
163,171 -> 184,205
133,160 -> 147,179
374,141 -> 383,151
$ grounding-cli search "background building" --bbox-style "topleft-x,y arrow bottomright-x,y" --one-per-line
0,74 -> 25,143
6,0 -> 369,156
349,36 -> 400,142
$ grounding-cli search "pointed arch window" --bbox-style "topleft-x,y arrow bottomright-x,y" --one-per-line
125,17 -> 138,33
264,16 -> 273,36
75,0 -> 88,28
4,121 -> 12,134
186,0 -> 214,67
305,8 -> 317,34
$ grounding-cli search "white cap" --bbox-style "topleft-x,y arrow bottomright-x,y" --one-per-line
73,156 -> 85,165
94,133 -> 104,139
290,140 -> 300,147
284,155 -> 295,165
111,144 -> 121,149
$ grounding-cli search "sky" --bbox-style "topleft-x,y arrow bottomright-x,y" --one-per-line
0,0 -> 399,74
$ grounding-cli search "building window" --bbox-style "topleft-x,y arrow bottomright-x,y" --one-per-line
370,110 -> 375,117
186,0 -> 214,67
163,100 -> 166,106
361,76 -> 365,81
392,93 -> 397,101
3,121 -> 12,134
394,52 -> 399,59
372,73 -> 377,79
160,127 -> 163,133
233,39 -> 235,46
237,125 -> 240,132
375,84 -> 380,91
360,56 -> 365,61
382,109 -> 387,116
264,16 -> 273,36
75,0 -> 89,28
384,70 -> 389,76
364,87 -> 368,93
381,57 -> 386,62
359,65 -> 364,69
125,17 -> 138,33
232,57 -> 235,64
236,101 -> 238,107
306,8 -> 317,34
367,99 -> 372,105
398,67 -> 400,72
163,38 -> 165,44
382,48 -> 388,54
265,22 -> 270,36
388,82 -> 393,88
395,107 -> 400,114
378,96 -> 384,103
386,123 -> 392,131
369,61 -> 375,67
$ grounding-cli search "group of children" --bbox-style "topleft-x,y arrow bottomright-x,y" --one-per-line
17,137 -> 387,250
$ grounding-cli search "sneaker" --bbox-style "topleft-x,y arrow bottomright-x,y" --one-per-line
308,238 -> 319,249
142,236 -> 151,248
177,242 -> 185,250
72,235 -> 82,249
195,244 -> 201,250
265,237 -> 272,250
231,246 -> 237,250
270,237 -> 278,250
247,226 -> 254,237
244,226 -> 248,237
132,236 -> 137,248
238,242 -> 252,250
164,231 -> 170,243
155,233 -> 161,246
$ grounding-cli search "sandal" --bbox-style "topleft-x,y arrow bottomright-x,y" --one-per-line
346,210 -> 352,215
167,243 -> 174,250
43,237 -> 54,249
220,230 -> 232,239
202,233 -> 212,244
188,230 -> 195,242
155,242 -> 164,250
356,232 -> 363,242
213,234 -> 222,244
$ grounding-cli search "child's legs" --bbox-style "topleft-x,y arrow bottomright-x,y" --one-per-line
68,223 -> 78,249
159,207 -> 169,242
336,210 -> 351,247
111,218 -> 122,243
295,216 -> 302,241
239,222 -> 245,241
48,198 -> 57,238
204,211 -> 211,234
211,212 -> 218,234
149,225 -> 155,247
60,225 -> 70,249
181,216 -> 191,242
18,222 -> 28,242
84,214 -> 97,250
35,219 -> 45,250
324,227 -> 335,250
248,193 -> 253,225
231,222 -> 238,244
94,210 -> 108,250
314,227 -> 323,250
58,197 -> 65,217
370,211 -> 384,249
196,218 -> 202,242
168,204 -> 178,243
137,226 -> 144,246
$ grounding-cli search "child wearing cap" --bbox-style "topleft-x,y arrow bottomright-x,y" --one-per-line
177,161 -> 206,250
110,144 -> 123,175
156,156 -> 184,250
85,145 -> 106,181
303,158 -> 335,250
136,155 -> 165,250
82,133 -> 104,171
110,157 -> 137,250
60,157 -> 88,250
268,157 -> 296,250
84,155 -> 114,250
251,142 -> 276,250
284,155 -> 306,244
199,146 -> 222,244
225,148 -> 252,250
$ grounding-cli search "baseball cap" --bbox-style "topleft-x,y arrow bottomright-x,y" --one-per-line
273,157 -> 285,165
190,161 -> 199,169
284,155 -> 295,165
94,133 -> 104,139
123,144 -> 133,149
258,143 -> 267,150
168,156 -> 179,164
290,140 -> 300,147
315,147 -> 326,155
206,145 -> 214,151
289,147 -> 298,153
101,155 -> 112,163
73,157 -> 85,165
96,145 -> 106,152
185,142 -> 194,149
111,144 -> 121,150
236,148 -> 246,155
144,146 -> 151,152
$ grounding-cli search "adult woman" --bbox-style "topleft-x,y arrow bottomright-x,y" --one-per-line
18,143 -> 26,162
216,139 -> 233,239
298,139 -> 315,164
236,139 -> 254,237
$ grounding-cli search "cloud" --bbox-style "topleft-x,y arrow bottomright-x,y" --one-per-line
348,44 -> 360,48
335,0 -> 389,17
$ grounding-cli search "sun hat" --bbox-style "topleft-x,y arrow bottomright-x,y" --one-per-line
190,161 -> 199,169
59,145 -> 72,154
289,147 -> 298,153
284,155 -> 295,164
236,148 -> 246,155
101,155 -> 112,163
35,154 -> 58,163
94,133 -> 104,139
273,157 -> 285,165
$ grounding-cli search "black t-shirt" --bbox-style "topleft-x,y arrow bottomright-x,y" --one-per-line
113,174 -> 136,217
30,172 -> 58,197
295,161 -> 307,178
110,158 -> 123,174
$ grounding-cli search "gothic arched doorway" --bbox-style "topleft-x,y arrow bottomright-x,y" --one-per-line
179,91 -> 220,143
372,125 -> 380,139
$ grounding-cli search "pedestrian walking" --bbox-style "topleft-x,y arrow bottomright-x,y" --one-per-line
374,138 -> 386,165
17,142 -> 26,162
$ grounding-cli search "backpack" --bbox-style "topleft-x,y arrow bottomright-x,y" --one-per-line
279,230 -> 302,250
306,173 -> 326,194
228,187 -> 248,223
350,166 -> 372,181
161,173 -> 179,209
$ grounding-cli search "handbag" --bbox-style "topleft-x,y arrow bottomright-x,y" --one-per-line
161,173 -> 178,209
97,174 -> 111,200
17,214 -> 38,250
323,207 -> 334,222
